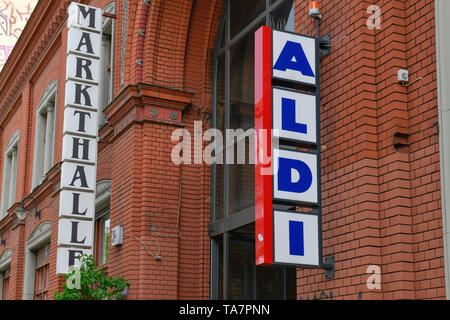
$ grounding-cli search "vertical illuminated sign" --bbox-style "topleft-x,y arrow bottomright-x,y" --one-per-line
255,27 -> 321,267
56,2 -> 102,274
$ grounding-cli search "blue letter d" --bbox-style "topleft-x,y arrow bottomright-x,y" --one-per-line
278,157 -> 312,193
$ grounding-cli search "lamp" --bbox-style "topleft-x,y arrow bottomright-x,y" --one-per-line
308,1 -> 322,20
13,195 -> 41,221
13,203 -> 29,220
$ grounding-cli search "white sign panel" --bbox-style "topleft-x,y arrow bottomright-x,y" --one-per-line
274,210 -> 319,266
60,162 -> 96,191
65,80 -> 99,111
273,88 -> 317,144
66,54 -> 100,84
272,30 -> 316,86
58,218 -> 94,247
62,134 -> 97,164
63,107 -> 98,138
273,148 -> 318,204
67,2 -> 101,32
59,190 -> 95,219
56,247 -> 92,274
67,28 -> 101,57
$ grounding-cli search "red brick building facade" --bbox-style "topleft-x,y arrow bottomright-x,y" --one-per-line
0,0 -> 448,300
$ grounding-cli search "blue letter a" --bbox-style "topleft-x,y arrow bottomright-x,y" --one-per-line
273,41 -> 314,77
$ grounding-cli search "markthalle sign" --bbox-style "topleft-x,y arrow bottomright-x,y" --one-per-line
56,3 -> 102,274
255,26 -> 324,267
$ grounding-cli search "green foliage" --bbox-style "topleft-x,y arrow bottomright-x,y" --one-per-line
54,254 -> 129,300
104,230 -> 110,263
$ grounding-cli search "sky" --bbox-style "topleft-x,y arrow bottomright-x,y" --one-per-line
0,0 -> 39,72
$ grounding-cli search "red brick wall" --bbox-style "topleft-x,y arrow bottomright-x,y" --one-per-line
98,0 -> 222,300
0,0 -> 220,300
294,0 -> 445,299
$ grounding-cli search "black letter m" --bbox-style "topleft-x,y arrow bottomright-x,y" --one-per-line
78,5 -> 97,29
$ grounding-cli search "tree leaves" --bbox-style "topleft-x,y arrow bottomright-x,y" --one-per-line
54,254 -> 129,300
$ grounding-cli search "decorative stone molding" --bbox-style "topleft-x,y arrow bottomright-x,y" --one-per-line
121,0 -> 128,87
26,221 -> 51,250
0,248 -> 12,271
1,130 -> 20,219
102,2 -> 117,29
169,111 -> 178,120
0,0 -> 68,123
105,83 -> 193,136
5,130 -> 20,154
95,180 -> 111,211
37,79 -> 58,112
150,108 -> 159,117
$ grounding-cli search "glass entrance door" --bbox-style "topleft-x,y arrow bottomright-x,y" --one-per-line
212,224 -> 296,300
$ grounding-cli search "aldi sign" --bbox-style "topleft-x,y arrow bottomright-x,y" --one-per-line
272,30 -> 317,86
255,26 -> 321,267
56,2 -> 102,274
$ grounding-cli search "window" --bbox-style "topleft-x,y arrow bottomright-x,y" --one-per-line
22,221 -> 51,300
0,130 -> 20,218
2,268 -> 9,300
95,180 -> 111,266
31,80 -> 57,189
0,249 -> 11,300
95,210 -> 110,265
211,0 -> 296,300
34,243 -> 50,300
98,2 -> 116,128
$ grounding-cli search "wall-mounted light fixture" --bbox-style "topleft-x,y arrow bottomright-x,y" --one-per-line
0,233 -> 5,246
13,195 -> 41,221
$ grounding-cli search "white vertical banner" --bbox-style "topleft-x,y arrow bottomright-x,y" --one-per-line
57,2 -> 102,274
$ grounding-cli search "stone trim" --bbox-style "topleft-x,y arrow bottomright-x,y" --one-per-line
0,248 -> 11,271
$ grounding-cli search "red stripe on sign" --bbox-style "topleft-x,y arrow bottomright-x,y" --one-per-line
255,26 -> 273,266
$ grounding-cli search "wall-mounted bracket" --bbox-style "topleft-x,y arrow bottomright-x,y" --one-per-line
319,34 -> 331,57
322,255 -> 335,279
393,131 -> 410,150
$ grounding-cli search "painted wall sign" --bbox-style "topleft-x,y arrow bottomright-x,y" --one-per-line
0,0 -> 38,71
255,26 -> 321,267
56,2 -> 102,274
